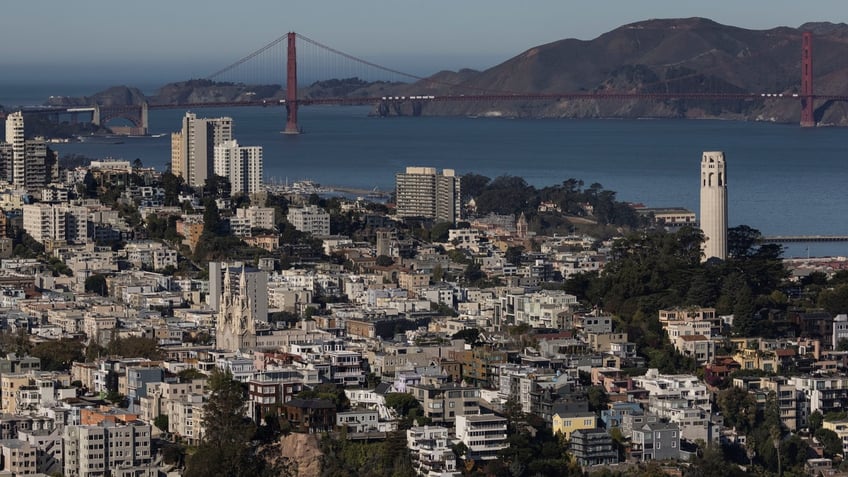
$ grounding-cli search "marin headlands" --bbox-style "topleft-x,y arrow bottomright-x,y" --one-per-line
0,2 -> 847,477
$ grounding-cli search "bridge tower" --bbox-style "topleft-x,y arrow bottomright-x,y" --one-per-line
284,32 -> 300,134
800,31 -> 815,127
141,102 -> 149,135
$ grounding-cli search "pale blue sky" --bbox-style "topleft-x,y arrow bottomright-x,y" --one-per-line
2,0 -> 845,83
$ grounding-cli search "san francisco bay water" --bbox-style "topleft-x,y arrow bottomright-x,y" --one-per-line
4,88 -> 847,258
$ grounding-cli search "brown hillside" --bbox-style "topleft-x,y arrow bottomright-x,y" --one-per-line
415,18 -> 848,124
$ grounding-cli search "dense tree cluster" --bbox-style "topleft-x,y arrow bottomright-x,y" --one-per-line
465,175 -> 643,230
184,369 -> 291,477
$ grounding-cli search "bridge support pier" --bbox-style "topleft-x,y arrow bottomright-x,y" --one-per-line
283,32 -> 300,134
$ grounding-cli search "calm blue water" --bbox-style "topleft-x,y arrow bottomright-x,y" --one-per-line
3,87 -> 847,258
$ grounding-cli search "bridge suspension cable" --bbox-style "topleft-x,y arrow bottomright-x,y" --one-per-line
294,33 -> 505,94
207,34 -> 289,80
295,33 -> 427,83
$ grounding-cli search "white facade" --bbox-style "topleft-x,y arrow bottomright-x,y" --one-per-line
395,167 -> 461,223
172,113 -> 233,188
63,422 -> 153,477
455,414 -> 509,461
22,203 -> 88,245
235,206 -> 275,231
287,205 -> 330,235
124,241 -> 178,271
700,151 -> 727,261
213,140 -> 263,195
634,369 -> 709,411
407,425 -> 460,477
6,112 -> 24,185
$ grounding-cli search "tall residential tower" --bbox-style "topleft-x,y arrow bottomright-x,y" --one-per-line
699,151 -> 727,261
5,112 -> 24,185
395,167 -> 461,224
170,113 -> 233,188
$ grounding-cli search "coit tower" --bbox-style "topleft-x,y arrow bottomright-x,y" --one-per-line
700,151 -> 727,261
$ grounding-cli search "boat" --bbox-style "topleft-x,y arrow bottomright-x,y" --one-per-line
76,135 -> 124,144
366,187 -> 389,199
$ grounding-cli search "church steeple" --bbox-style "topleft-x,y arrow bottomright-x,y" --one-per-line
516,212 -> 528,239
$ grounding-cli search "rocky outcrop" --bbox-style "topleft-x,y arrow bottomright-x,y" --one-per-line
262,433 -> 323,477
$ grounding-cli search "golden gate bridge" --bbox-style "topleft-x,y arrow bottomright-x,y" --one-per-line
15,31 -> 848,134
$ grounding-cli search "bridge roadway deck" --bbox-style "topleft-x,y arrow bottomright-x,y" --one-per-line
761,235 -> 848,243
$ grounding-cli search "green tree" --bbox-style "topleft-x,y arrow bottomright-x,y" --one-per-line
452,328 -> 480,345
106,336 -> 163,360
808,410 -> 823,432
683,445 -> 746,477
717,387 -> 757,434
375,255 -> 394,267
505,246 -> 524,266
815,428 -> 842,458
460,173 -> 490,201
202,198 -> 222,237
185,369 -> 274,477
586,385 -> 610,413
30,339 -> 84,371
85,274 -> 109,296
819,284 -> 848,315
429,221 -> 453,243
160,171 -> 184,206
153,415 -> 169,433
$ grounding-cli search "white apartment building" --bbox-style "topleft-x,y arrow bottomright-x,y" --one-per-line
124,241 -> 178,271
407,425 -> 460,477
336,410 -> 397,434
213,140 -> 263,195
6,112 -> 24,186
171,113 -> 233,188
287,205 -> 330,235
506,289 -> 578,329
22,203 -> 88,245
167,395 -> 205,445
395,167 -> 461,224
63,421 -> 153,477
633,368 -> 709,410
455,414 -> 509,461
235,206 -> 275,230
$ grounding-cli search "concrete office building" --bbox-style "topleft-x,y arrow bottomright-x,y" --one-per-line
171,113 -> 233,188
396,167 -> 461,224
699,151 -> 727,261
213,140 -> 263,195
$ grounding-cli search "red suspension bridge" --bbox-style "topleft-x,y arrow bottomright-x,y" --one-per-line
19,31 -> 848,134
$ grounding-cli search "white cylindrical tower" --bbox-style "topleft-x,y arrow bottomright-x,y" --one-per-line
700,151 -> 727,261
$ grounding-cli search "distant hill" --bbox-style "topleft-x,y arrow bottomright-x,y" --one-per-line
44,18 -> 848,125
404,17 -> 848,124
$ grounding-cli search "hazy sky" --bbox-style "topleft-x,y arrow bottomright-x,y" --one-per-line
2,0 -> 846,83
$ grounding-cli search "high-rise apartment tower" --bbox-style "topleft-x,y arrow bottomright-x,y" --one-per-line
170,112 -> 233,188
395,167 -> 461,224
